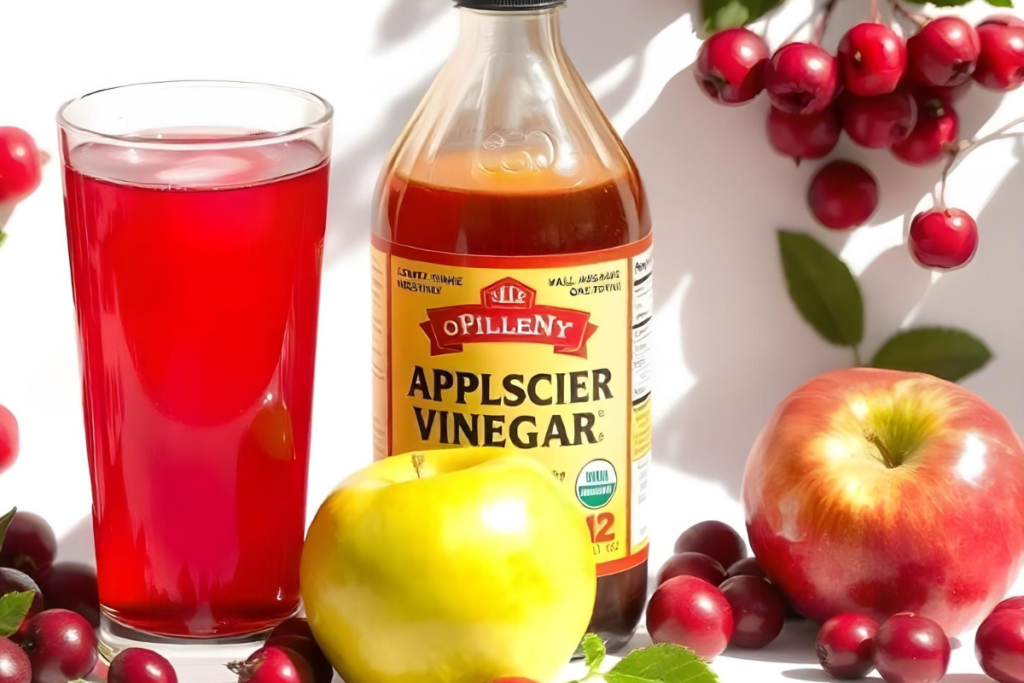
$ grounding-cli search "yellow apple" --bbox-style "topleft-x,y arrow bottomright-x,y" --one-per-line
300,448 -> 596,683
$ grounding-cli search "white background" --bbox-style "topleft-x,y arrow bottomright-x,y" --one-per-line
1,0 -> 1023,681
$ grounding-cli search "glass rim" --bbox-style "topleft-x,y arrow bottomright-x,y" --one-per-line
56,80 -> 334,151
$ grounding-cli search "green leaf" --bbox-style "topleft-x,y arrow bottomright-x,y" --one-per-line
0,508 -> 16,553
702,0 -> 783,32
582,633 -> 607,671
984,0 -> 1013,8
0,591 -> 36,637
778,230 -> 864,347
870,328 -> 992,382
0,231 -> 7,249
608,643 -> 719,683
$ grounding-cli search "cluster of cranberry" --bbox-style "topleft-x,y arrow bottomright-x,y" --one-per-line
648,520 -> 1024,683
0,508 -> 334,683
695,12 -> 1024,270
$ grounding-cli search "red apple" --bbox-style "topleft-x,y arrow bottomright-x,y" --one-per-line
743,368 -> 1024,636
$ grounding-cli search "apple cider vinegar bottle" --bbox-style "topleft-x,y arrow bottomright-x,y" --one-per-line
372,0 -> 652,648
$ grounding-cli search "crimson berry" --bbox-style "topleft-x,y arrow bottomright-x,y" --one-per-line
908,17 -> 981,87
0,512 -> 56,579
268,617 -> 314,642
20,609 -> 99,683
727,557 -> 767,579
767,105 -> 841,161
657,553 -> 728,587
266,635 -> 333,683
994,596 -> 1024,613
839,23 -> 908,96
911,79 -> 973,105
109,648 -> 178,683
764,43 -> 840,114
37,562 -> 100,628
646,576 -> 734,660
843,89 -> 918,148
0,569 -> 44,642
0,129 -> 42,205
673,521 -> 747,569
977,608 -> 1024,683
808,161 -> 879,230
973,22 -> 1024,90
0,406 -> 17,476
229,646 -> 315,683
719,576 -> 785,649
874,613 -> 950,683
909,208 -> 978,269
695,28 -> 770,105
980,15 -> 1024,29
0,638 -> 30,683
892,99 -> 958,165
816,614 -> 879,679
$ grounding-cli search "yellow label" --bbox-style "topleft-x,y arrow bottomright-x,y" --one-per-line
371,236 -> 653,575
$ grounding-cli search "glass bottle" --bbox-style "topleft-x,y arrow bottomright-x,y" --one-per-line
372,0 -> 652,650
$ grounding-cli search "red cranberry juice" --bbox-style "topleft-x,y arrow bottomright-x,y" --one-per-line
62,138 -> 329,638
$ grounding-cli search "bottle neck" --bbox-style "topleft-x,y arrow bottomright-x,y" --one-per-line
454,6 -> 566,58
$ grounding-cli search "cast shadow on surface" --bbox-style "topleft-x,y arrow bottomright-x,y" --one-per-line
323,0 -> 687,262
57,514 -> 95,565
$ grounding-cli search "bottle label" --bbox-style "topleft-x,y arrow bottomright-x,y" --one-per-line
371,234 -> 653,576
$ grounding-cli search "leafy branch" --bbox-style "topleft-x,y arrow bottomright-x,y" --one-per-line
778,231 -> 992,382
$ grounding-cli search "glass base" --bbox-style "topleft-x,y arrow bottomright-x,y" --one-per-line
100,616 -> 265,683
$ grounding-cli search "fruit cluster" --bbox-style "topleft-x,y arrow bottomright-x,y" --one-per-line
651,519 -> 1024,683
0,127 -> 44,244
0,508 -> 334,683
695,11 -> 1024,270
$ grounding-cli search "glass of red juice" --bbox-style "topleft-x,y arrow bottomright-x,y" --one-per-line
57,82 -> 332,641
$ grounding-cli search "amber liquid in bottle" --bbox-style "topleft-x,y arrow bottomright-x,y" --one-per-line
374,2 -> 651,649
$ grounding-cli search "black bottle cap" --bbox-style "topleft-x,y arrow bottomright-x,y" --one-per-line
455,0 -> 565,10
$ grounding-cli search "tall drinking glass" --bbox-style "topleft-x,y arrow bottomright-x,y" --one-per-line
57,82 -> 332,641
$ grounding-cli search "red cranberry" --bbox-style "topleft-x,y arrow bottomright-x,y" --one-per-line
268,617 -> 314,642
727,557 -> 767,579
36,562 -> 100,629
816,613 -> 879,679
0,512 -> 56,579
973,22 -> 1024,90
808,161 -> 879,230
0,128 -> 43,205
673,521 -> 747,569
695,28 -> 770,105
0,638 -> 30,683
0,569 -> 44,642
265,635 -> 333,683
20,609 -> 99,683
994,597 -> 1024,613
977,608 -> 1024,683
843,89 -> 918,148
229,646 -> 315,683
908,17 -> 981,87
657,553 -> 728,587
646,575 -> 734,660
980,15 -> 1024,28
109,648 -> 178,683
0,407 -> 18,476
839,23 -> 908,96
719,576 -> 785,649
764,43 -> 840,114
892,99 -> 958,165
767,105 -> 841,161
909,208 -> 978,269
874,613 -> 950,683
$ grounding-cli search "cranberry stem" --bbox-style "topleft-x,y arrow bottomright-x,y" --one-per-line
0,204 -> 13,237
886,0 -> 928,28
938,114 -> 1024,207
870,0 -> 882,24
812,0 -> 842,45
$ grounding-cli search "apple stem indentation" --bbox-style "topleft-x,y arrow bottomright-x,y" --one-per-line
411,454 -> 425,479
864,431 -> 900,469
